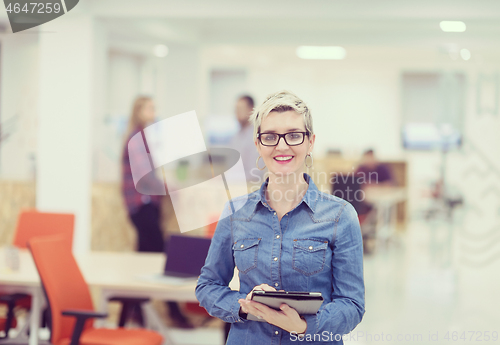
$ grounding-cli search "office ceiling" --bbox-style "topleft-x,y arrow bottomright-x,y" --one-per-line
87,0 -> 500,54
3,0 -> 500,54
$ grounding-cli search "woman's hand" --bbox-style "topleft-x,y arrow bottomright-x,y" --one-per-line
238,299 -> 307,334
239,284 -> 276,314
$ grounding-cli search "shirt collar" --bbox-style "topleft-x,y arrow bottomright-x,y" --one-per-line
254,173 -> 318,213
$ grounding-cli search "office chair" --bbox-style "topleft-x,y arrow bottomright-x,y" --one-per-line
28,235 -> 163,345
0,296 -> 17,339
0,210 -> 75,338
331,173 -> 377,254
331,173 -> 365,214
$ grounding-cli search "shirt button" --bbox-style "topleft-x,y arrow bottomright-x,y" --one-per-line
276,235 -> 280,239
309,246 -> 313,250
240,244 -> 244,248
275,331 -> 279,335
273,257 -> 278,261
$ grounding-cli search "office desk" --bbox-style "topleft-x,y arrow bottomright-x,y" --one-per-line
0,249 -> 44,345
364,186 -> 407,205
364,187 -> 407,243
0,249 -> 219,345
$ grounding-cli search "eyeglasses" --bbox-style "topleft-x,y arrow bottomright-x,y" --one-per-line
257,132 -> 309,147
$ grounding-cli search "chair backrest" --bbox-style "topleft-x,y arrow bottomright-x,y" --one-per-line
13,210 -> 75,249
332,173 -> 364,214
28,235 -> 94,345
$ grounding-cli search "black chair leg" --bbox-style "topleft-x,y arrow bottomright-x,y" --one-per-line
118,301 -> 129,327
1,298 -> 16,339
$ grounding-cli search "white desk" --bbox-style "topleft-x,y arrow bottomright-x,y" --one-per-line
0,249 -> 218,345
364,187 -> 407,243
0,251 -> 44,345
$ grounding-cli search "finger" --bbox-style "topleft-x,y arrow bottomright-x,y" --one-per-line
258,284 -> 277,291
238,299 -> 249,313
242,303 -> 263,319
244,300 -> 272,317
279,304 -> 298,317
279,303 -> 290,311
247,284 -> 276,300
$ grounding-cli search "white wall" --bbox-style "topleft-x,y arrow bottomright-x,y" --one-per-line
199,45 -> 500,215
36,14 -> 96,254
93,43 -> 201,182
0,34 -> 39,180
161,43 -> 201,118
200,46 -> 499,158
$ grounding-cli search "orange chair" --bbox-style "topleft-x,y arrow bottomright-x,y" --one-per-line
0,210 -> 75,337
28,235 -> 163,345
13,210 -> 75,249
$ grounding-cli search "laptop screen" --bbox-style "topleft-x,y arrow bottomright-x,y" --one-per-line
163,235 -> 212,277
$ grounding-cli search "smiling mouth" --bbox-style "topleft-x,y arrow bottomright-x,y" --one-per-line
274,156 -> 293,161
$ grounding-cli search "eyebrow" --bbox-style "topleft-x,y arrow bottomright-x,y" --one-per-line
260,128 -> 304,133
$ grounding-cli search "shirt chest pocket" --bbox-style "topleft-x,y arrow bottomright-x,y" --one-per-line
233,238 -> 261,274
292,239 -> 328,276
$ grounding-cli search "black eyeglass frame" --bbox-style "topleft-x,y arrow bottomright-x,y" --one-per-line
257,131 -> 310,147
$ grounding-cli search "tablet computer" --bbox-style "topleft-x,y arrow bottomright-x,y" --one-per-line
247,291 -> 323,322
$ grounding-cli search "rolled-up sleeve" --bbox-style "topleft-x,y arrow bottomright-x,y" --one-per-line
302,202 -> 365,338
195,202 -> 248,323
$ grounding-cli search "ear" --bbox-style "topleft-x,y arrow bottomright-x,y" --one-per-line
254,137 -> 261,155
308,134 -> 316,153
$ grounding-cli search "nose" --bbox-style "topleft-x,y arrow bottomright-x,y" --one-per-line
275,136 -> 289,150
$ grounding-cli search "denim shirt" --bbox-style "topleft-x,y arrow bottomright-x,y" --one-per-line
196,173 -> 365,344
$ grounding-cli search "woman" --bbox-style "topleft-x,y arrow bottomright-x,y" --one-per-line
122,96 -> 164,252
122,96 -> 192,328
196,91 -> 365,344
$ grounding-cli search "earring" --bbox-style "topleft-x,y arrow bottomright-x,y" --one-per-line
256,156 -> 266,171
305,153 -> 313,168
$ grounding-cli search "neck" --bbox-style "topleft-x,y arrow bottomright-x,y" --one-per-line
266,171 -> 308,208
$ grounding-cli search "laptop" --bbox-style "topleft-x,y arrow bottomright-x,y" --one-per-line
163,235 -> 212,278
137,235 -> 211,285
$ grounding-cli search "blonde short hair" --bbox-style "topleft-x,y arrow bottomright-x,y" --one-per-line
249,90 -> 314,140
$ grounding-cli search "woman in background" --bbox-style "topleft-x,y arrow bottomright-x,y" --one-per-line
122,96 -> 192,328
122,96 -> 164,252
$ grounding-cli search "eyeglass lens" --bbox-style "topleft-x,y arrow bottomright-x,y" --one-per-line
260,132 -> 304,146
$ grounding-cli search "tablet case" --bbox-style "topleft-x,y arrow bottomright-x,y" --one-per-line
247,291 -> 323,322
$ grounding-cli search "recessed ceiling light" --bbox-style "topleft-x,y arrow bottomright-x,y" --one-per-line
460,48 -> 471,61
296,46 -> 346,60
440,21 -> 466,32
153,44 -> 169,57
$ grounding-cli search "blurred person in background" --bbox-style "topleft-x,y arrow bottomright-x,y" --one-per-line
196,90 -> 365,344
229,95 -> 265,185
122,96 -> 164,253
122,96 -> 192,328
355,149 -> 394,187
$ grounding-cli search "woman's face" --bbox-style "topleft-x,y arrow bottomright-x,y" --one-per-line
141,100 -> 156,125
255,110 -> 315,177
